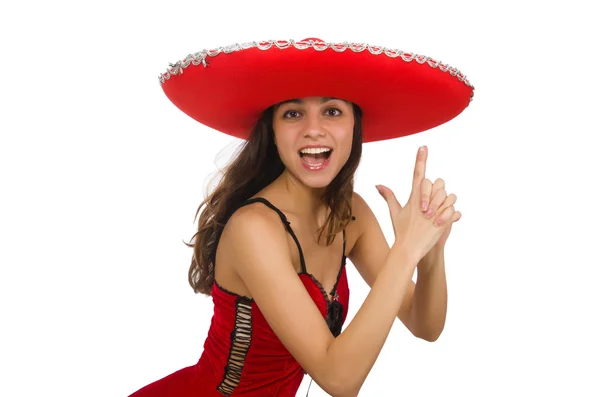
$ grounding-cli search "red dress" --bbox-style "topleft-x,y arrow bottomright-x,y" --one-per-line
129,198 -> 351,397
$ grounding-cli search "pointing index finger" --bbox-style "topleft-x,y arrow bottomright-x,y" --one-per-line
413,146 -> 428,190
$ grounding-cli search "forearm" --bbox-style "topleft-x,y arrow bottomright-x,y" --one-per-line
324,245 -> 418,394
409,249 -> 448,341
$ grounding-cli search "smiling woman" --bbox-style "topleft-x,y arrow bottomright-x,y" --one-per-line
129,38 -> 473,397
274,97 -> 355,178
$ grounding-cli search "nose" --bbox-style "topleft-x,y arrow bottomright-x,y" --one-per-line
303,111 -> 325,138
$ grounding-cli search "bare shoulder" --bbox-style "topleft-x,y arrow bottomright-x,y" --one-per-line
221,202 -> 290,269
346,191 -> 376,254
223,201 -> 286,240
217,202 -> 291,292
214,202 -> 286,296
351,190 -> 371,217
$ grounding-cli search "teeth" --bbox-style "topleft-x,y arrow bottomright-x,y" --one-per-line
299,147 -> 331,154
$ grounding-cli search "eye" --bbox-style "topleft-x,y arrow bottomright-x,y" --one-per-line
282,110 -> 301,119
325,108 -> 342,116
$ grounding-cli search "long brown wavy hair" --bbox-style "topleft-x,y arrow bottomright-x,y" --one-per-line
184,102 -> 363,295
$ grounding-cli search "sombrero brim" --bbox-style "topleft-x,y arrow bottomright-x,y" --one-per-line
159,39 -> 474,143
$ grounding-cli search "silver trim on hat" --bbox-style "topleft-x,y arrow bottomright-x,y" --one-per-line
159,39 -> 474,99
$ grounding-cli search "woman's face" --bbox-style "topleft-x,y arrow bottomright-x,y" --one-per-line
272,96 -> 355,189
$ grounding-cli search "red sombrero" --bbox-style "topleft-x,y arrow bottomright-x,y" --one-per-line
159,38 -> 474,143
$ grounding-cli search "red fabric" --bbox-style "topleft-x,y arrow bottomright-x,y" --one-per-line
160,38 -> 474,143
129,268 -> 350,397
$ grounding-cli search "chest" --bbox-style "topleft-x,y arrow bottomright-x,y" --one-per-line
284,219 -> 349,293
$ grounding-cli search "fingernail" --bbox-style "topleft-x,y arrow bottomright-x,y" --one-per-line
435,218 -> 444,226
419,146 -> 425,153
421,201 -> 428,211
426,208 -> 434,218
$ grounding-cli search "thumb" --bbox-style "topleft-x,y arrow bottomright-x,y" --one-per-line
376,184 -> 403,217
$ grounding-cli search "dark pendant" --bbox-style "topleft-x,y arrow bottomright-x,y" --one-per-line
327,300 -> 343,337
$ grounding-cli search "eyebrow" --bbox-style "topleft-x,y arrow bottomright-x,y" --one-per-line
278,97 -> 339,106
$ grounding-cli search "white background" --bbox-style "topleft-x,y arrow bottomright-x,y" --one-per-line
1,0 -> 599,396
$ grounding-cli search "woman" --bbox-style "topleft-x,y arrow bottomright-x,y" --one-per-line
130,39 -> 473,396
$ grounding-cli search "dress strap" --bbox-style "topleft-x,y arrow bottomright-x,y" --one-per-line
237,197 -> 307,273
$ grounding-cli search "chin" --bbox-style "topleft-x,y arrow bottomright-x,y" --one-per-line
294,161 -> 342,190
300,175 -> 335,189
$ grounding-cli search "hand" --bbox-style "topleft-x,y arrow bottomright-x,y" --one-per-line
419,162 -> 462,250
376,146 -> 461,262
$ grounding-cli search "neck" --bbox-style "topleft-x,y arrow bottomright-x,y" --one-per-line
274,169 -> 328,221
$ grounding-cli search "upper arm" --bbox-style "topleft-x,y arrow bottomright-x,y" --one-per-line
348,192 -> 415,329
222,205 -> 337,390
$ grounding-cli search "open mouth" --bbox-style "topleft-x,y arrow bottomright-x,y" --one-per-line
299,147 -> 332,168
